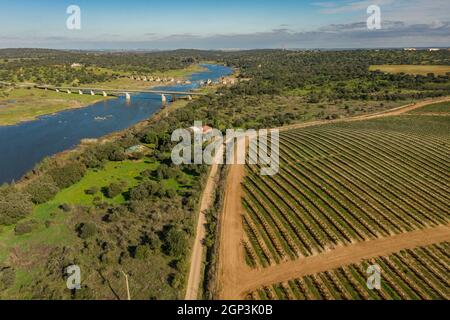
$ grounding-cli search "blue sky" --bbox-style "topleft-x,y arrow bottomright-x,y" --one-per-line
0,0 -> 449,49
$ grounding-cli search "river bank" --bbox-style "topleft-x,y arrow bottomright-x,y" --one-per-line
0,64 -> 208,126
0,64 -> 233,184
0,88 -> 114,126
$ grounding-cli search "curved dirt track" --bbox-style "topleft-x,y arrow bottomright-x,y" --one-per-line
216,96 -> 450,300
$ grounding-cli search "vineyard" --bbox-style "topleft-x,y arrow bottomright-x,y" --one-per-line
247,242 -> 450,300
242,114 -> 450,268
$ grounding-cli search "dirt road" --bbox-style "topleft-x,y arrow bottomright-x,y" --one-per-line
227,225 -> 450,299
185,143 -> 224,300
279,96 -> 450,132
216,163 -> 250,298
216,96 -> 450,300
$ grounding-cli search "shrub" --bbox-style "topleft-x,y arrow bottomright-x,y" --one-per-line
169,272 -> 184,289
85,186 -> 99,195
142,132 -> 158,145
77,222 -> 97,239
49,162 -> 86,189
100,251 -> 115,264
59,203 -> 71,212
0,267 -> 15,290
104,182 -> 124,199
155,164 -> 170,180
24,175 -> 60,204
129,184 -> 148,201
0,187 -> 34,225
148,234 -> 162,251
129,181 -> 161,200
14,220 -> 38,235
163,227 -> 188,257
165,188 -> 177,199
134,245 -> 152,260
109,149 -> 126,162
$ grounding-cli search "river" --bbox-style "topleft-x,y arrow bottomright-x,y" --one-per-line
0,64 -> 232,184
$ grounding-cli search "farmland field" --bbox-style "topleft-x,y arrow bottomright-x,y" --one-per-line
247,242 -> 450,300
217,100 -> 450,301
369,64 -> 450,76
407,101 -> 450,114
242,113 -> 450,268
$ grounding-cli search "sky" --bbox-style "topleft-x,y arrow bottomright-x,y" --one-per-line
0,0 -> 449,49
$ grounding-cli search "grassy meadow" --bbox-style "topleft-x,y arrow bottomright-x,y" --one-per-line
0,156 -> 194,299
0,88 -> 111,126
370,64 -> 450,76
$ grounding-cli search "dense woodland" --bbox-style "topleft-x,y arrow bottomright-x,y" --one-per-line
0,48 -> 449,299
0,49 -> 197,85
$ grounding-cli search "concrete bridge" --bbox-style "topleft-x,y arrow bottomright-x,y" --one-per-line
36,85 -> 206,103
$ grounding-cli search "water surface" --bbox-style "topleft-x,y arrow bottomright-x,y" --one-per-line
0,64 -> 232,184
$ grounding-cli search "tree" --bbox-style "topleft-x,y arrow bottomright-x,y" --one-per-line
134,245 -> 152,260
14,220 -> 38,235
0,187 -> 34,225
49,162 -> 86,189
24,175 -> 60,204
77,222 -> 97,239
169,272 -> 184,289
104,182 -> 124,199
143,132 -> 158,145
109,149 -> 126,162
85,186 -> 99,195
129,180 -> 162,200
163,227 -> 188,257
0,267 -> 15,291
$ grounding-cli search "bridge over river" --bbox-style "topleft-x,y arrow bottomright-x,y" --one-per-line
0,63 -> 233,185
35,85 -> 206,102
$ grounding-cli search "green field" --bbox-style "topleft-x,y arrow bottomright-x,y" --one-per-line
0,157 -> 194,299
0,88 -> 111,125
0,159 -> 156,263
407,101 -> 450,114
50,159 -> 159,206
370,65 -> 450,76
